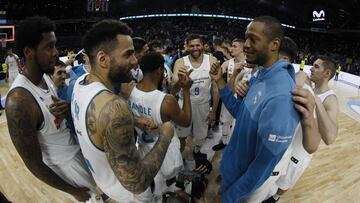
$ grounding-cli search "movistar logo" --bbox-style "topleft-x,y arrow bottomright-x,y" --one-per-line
313,10 -> 325,22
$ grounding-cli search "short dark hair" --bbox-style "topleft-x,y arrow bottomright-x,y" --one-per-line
139,52 -> 164,74
165,46 -> 175,55
16,16 -> 56,57
232,38 -> 245,44
132,37 -> 147,53
82,19 -> 133,67
148,40 -> 163,51
185,34 -> 203,45
318,55 -> 337,80
55,59 -> 66,67
213,38 -> 222,47
252,16 -> 284,43
280,36 -> 298,63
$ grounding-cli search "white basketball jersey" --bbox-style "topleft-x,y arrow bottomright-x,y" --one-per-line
9,74 -> 80,165
71,74 -> 153,202
318,89 -> 336,103
181,54 -> 212,104
128,86 -> 166,152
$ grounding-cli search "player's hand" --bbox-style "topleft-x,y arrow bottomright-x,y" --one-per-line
50,96 -> 70,119
235,80 -> 249,97
181,69 -> 194,90
233,62 -> 245,75
159,121 -> 174,139
135,116 -> 158,134
177,66 -> 190,81
292,86 -> 316,127
119,81 -> 136,99
209,61 -> 222,82
70,187 -> 91,202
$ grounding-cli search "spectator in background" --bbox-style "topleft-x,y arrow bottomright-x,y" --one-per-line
5,47 -> 21,85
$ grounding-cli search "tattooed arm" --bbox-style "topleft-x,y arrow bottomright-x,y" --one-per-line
5,88 -> 89,201
96,93 -> 174,194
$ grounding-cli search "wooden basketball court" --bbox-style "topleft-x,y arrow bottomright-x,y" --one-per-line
1,80 -> 359,203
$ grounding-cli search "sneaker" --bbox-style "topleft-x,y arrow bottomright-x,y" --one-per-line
212,142 -> 226,151
262,196 -> 280,203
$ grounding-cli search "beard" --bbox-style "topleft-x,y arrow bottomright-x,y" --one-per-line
247,50 -> 268,66
35,55 -> 54,75
108,58 -> 132,83
190,50 -> 202,59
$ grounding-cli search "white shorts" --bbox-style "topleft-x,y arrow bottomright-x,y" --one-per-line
139,136 -> 183,196
47,151 -> 97,193
175,100 -> 209,147
246,147 -> 292,203
276,142 -> 312,190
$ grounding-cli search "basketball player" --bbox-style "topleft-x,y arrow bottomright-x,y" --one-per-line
212,38 -> 245,151
6,16 -> 98,202
71,20 -> 174,202
130,37 -> 149,82
172,33 -> 219,156
236,37 -> 320,202
267,55 -> 339,202
209,16 -> 300,202
5,47 -> 21,85
235,38 -> 339,203
128,52 -> 193,201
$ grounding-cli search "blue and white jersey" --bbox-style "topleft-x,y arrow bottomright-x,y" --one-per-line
71,74 -> 153,202
179,54 -> 212,104
128,86 -> 166,151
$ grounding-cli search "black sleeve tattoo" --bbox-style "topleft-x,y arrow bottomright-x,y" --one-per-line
5,89 -> 78,195
98,95 -> 172,194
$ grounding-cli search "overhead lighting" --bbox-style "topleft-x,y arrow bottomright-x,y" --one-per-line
120,13 -> 296,29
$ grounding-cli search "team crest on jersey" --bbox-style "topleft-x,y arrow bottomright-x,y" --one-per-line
54,116 -> 61,129
253,91 -> 262,104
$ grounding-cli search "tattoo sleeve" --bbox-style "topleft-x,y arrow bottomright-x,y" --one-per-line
5,89 -> 78,195
99,96 -> 172,194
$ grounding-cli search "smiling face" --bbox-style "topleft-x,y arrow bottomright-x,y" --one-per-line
243,21 -> 271,66
187,38 -> 204,59
107,35 -> 138,83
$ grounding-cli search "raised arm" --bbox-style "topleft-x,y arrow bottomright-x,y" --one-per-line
162,72 -> 192,127
97,94 -> 174,194
171,59 -> 185,95
292,86 -> 321,154
6,89 -> 88,201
